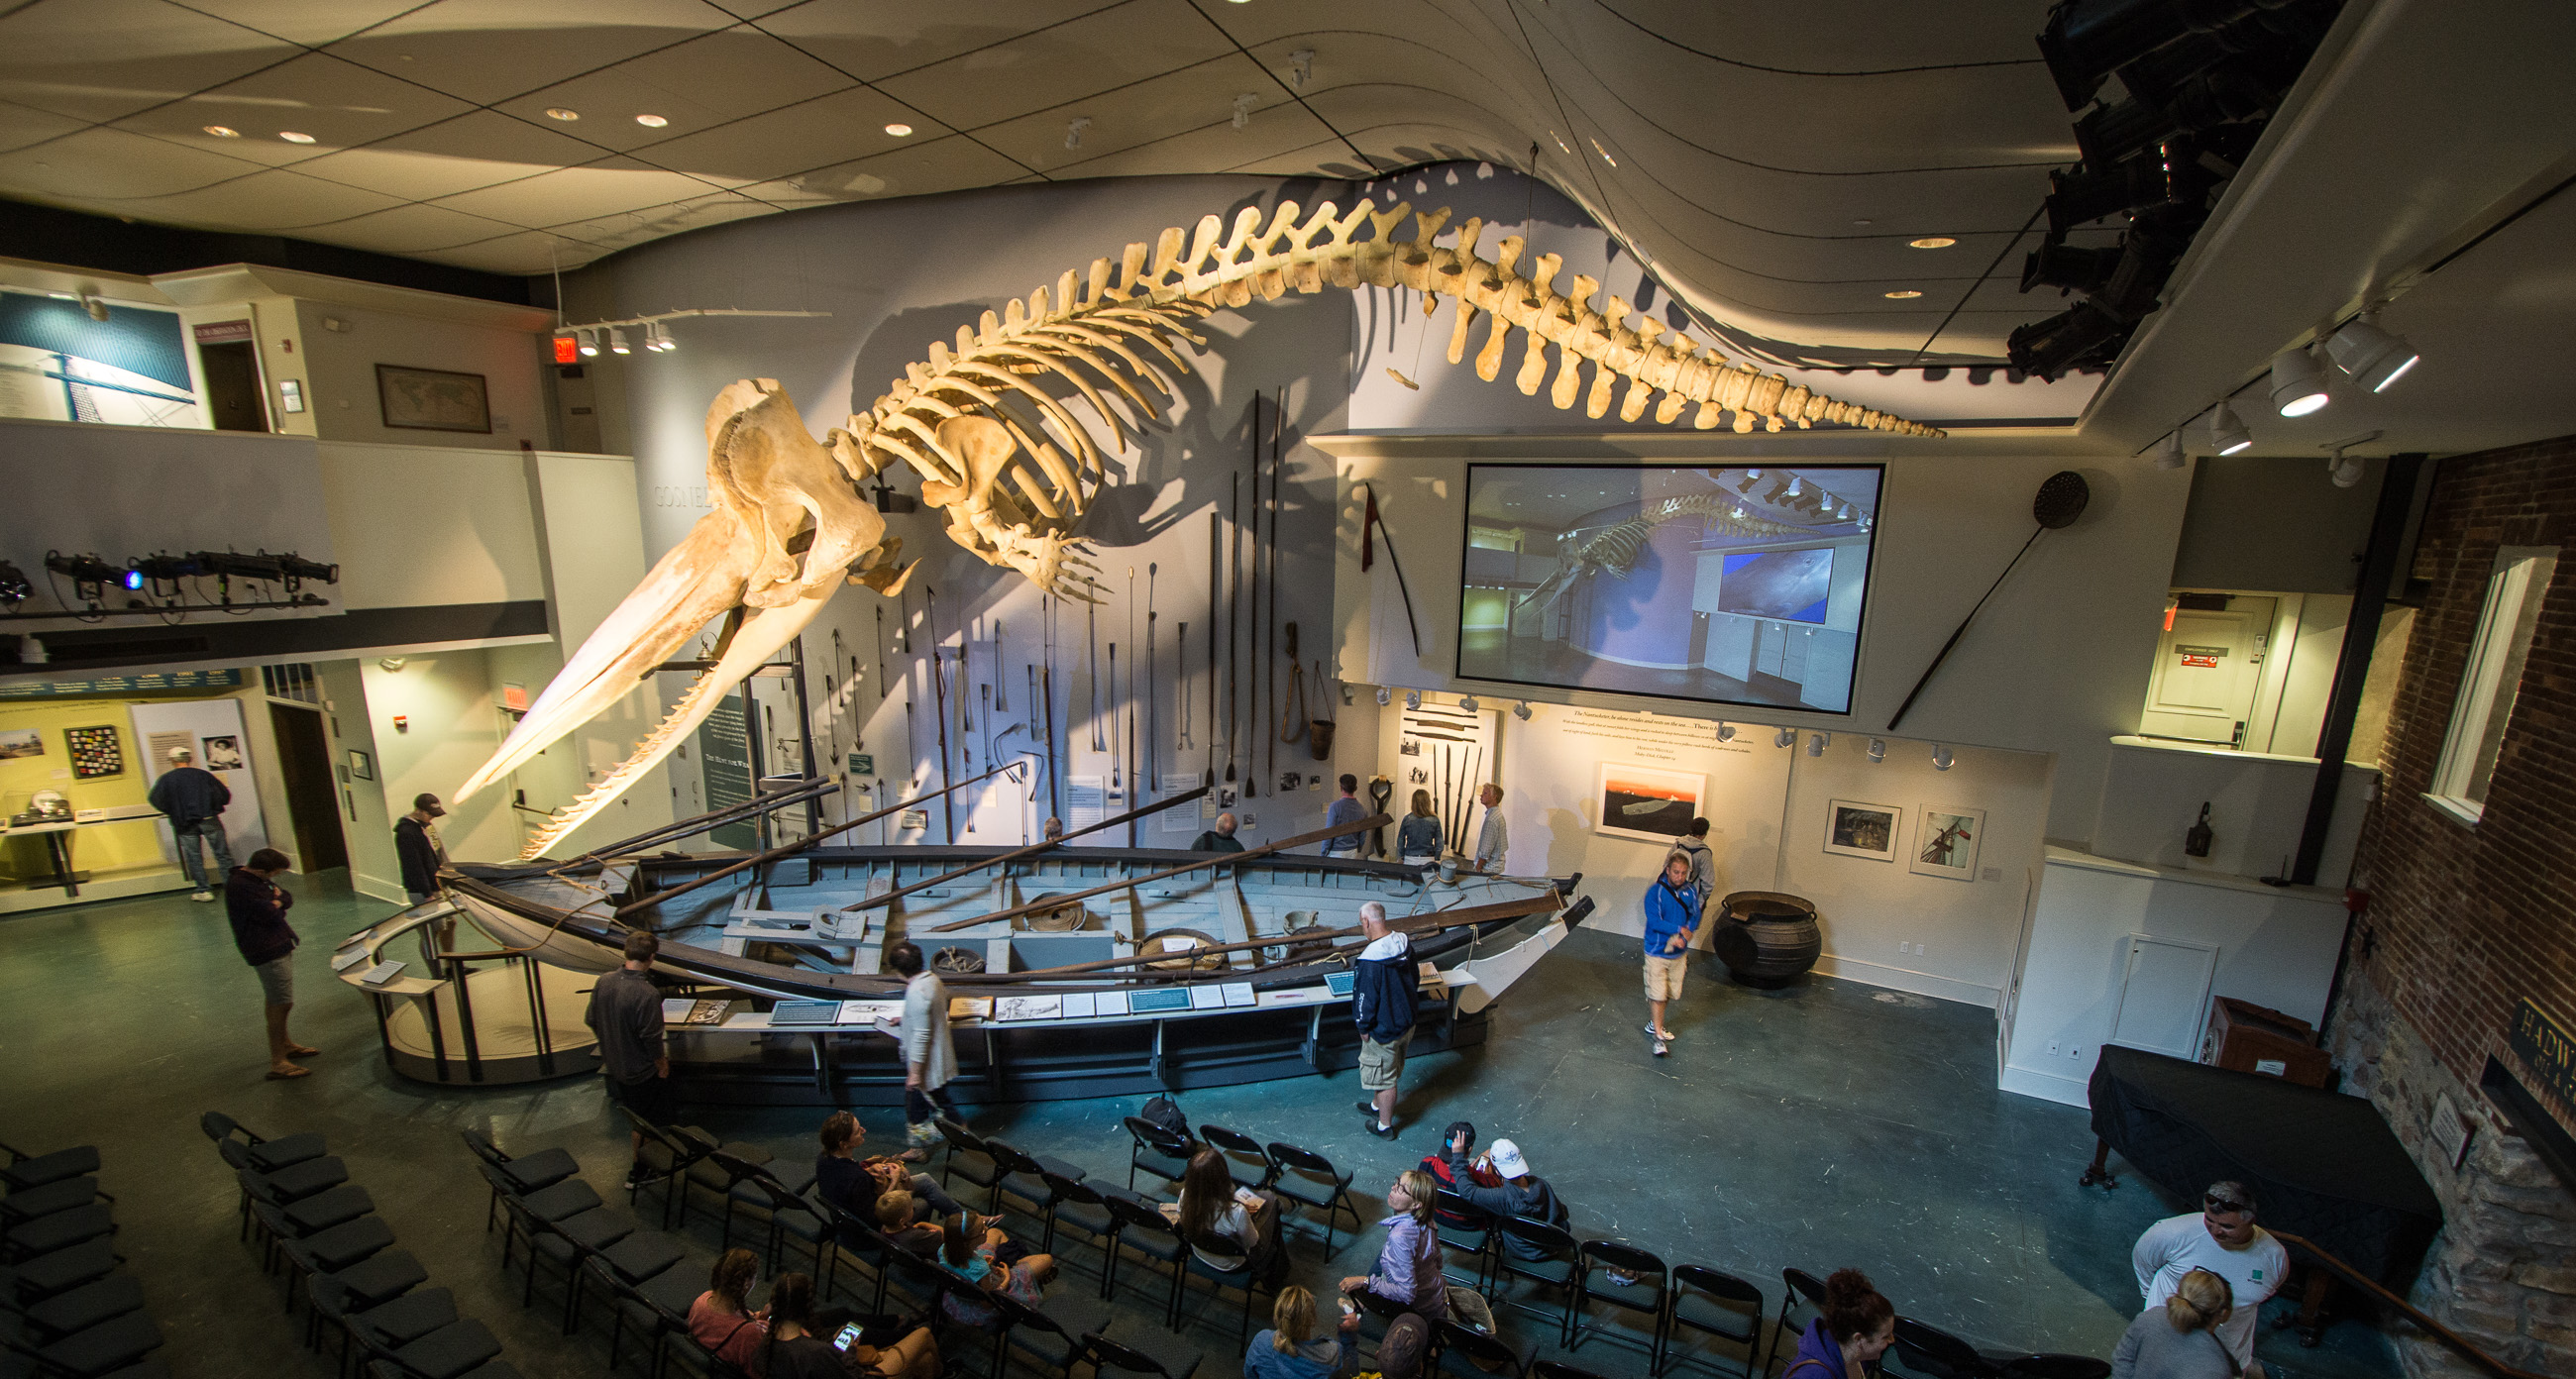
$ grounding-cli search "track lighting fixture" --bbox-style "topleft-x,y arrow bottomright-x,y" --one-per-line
1376,686 -> 1392,706
1932,744 -> 1954,772
2156,432 -> 2187,470
1512,700 -> 1532,721
2269,347 -> 2329,417
577,329 -> 598,358
2324,313 -> 2419,393
1456,694 -> 1479,713
1784,477 -> 1802,499
1836,502 -> 1854,520
1232,94 -> 1258,131
2207,401 -> 2252,456
1403,690 -> 1421,711
1867,738 -> 1886,763
608,327 -> 632,356
1807,732 -> 1829,758
1715,721 -> 1735,742
79,294 -> 109,323
1065,118 -> 1090,151
1774,726 -> 1796,749
1288,50 -> 1314,88
2327,447 -> 2365,489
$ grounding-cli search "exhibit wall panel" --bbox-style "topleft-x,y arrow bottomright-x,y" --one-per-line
2089,737 -> 2375,884
570,176 -> 1365,853
1998,850 -> 2349,1107
1334,449 -> 2190,844
0,698 -> 164,879
1776,737 -> 2053,1007
294,300 -> 546,452
131,696 -> 268,865
316,441 -> 545,612
316,658 -> 401,902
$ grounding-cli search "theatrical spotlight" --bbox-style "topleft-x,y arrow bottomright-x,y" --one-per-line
190,550 -> 283,583
1512,700 -> 1533,721
578,329 -> 600,358
1932,744 -> 1955,772
2324,313 -> 2419,393
0,561 -> 28,609
1774,726 -> 1796,749
2007,300 -> 2124,381
277,553 -> 340,589
1867,738 -> 1887,764
45,551 -> 121,593
608,327 -> 632,356
129,552 -> 203,586
2207,401 -> 2253,456
2042,158 -> 2171,238
2270,347 -> 2329,417
2022,241 -> 2123,297
2327,447 -> 2366,489
2156,432 -> 2188,470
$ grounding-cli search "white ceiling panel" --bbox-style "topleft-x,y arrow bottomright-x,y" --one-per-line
495,25 -> 859,152
0,0 -> 294,124
536,190 -> 789,255
429,227 -> 616,273
0,124 -> 273,199
749,0 -> 1116,83
974,53 -> 1292,176
324,0 -> 743,106
112,166 -> 409,231
873,0 -> 1235,131
116,52 -> 478,167
289,200 -> 533,254
0,98 -> 86,156
289,109 -> 612,199
1048,106 -> 1337,184
425,157 -> 727,225
737,135 -> 1030,209
622,85 -> 939,185
179,1 -> 430,48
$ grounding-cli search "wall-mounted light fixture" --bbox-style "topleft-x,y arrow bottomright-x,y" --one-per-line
1773,726 -> 1795,749
1867,737 -> 1886,763
1932,744 -> 1955,771
1807,732 -> 1830,757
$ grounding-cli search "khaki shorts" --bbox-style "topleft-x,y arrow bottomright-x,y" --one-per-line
1643,953 -> 1687,1003
1357,1032 -> 1410,1091
255,955 -> 295,1006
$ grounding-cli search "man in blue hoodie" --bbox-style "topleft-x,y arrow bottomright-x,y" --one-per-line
1350,901 -> 1416,1139
1642,850 -> 1701,1055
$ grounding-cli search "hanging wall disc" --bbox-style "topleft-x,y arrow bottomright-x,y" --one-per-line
2034,471 -> 2091,529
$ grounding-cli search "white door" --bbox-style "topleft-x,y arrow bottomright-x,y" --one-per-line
2106,934 -> 2219,1059
2137,597 -> 2275,746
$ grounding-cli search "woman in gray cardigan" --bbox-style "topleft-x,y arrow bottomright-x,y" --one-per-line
2113,1268 -> 2256,1379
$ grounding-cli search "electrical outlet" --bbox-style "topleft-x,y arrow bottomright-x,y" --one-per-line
1895,941 -> 1908,954
2070,1045 -> 2085,1060
2048,1040 -> 2061,1056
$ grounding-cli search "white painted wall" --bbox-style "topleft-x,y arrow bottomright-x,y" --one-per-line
132,697 -> 268,865
2089,737 -> 2375,887
357,651 -> 517,865
315,440 -> 545,611
316,658 -> 401,901
1999,849 -> 2351,1108
294,299 -> 546,451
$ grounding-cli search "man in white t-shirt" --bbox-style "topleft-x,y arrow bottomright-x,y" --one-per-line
2133,1180 -> 2288,1367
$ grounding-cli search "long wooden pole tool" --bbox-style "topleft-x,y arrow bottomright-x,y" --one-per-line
968,891 -> 1558,980
927,809 -> 1392,932
1356,482 -> 1422,656
925,585 -> 954,844
849,784 -> 1212,917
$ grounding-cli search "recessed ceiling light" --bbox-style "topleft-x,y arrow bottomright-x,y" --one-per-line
545,107 -> 580,122
1883,289 -> 1923,299
634,113 -> 668,128
1909,237 -> 1956,249
884,123 -> 912,137
1588,138 -> 1616,166
277,131 -> 316,144
204,125 -> 239,138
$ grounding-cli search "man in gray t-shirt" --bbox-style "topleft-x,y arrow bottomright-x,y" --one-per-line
1323,774 -> 1365,856
585,931 -> 671,1187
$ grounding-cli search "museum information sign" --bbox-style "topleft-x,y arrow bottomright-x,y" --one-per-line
0,668 -> 246,699
698,698 -> 756,850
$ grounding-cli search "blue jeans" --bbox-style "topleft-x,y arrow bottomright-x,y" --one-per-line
173,818 -> 232,890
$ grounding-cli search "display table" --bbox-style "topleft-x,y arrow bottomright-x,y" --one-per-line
0,805 -> 166,899
334,899 -> 600,1086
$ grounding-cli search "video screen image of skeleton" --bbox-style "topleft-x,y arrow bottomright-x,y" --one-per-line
1457,464 -> 1882,713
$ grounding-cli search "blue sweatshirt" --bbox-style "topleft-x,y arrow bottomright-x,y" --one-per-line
1242,1330 -> 1350,1379
1782,1319 -> 1850,1379
1642,877 -> 1700,958
1350,931 -> 1417,1044
149,765 -> 230,827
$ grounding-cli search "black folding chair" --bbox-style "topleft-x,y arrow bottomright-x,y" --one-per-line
985,1286 -> 1116,1379
197,1113 -> 326,1172
1121,1118 -> 1193,1197
0,1142 -> 100,1194
1570,1239 -> 1668,1359
1260,1141 -> 1358,1254
456,1130 -> 578,1195
1891,1317 -> 2003,1379
1193,1124 -> 1275,1192
1774,1267 -> 1829,1365
1080,1328 -> 1205,1379
571,1228 -> 687,1337
620,1112 -> 714,1226
1178,1225 -> 1266,1349
937,1119 -> 1007,1208
0,1311 -> 164,1378
989,1140 -> 1085,1229
1438,1320 -> 1539,1379
1432,1189 -> 1498,1293
1039,1172 -> 1117,1279
1531,1361 -> 1615,1379
1101,1193 -> 1188,1326
1664,1265 -> 1764,1379
1491,1217 -> 1580,1336
2,1180 -> 105,1230
670,1132 -> 771,1244
315,1278 -> 456,1379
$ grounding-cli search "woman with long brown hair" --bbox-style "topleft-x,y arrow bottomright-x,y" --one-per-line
1171,1147 -> 1261,1253
686,1248 -> 767,1371
1779,1268 -> 1895,1379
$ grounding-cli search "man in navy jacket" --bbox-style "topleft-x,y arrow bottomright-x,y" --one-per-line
1350,901 -> 1417,1138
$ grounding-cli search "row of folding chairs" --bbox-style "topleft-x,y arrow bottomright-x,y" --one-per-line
199,1111 -> 521,1379
0,1140 -> 162,1379
1114,1115 -> 1363,1252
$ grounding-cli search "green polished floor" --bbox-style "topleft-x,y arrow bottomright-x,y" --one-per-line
3,873 -> 2400,1379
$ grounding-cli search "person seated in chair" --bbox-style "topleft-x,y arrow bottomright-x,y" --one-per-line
1436,1128 -> 1566,1259
936,1213 -> 1057,1327
753,1271 -> 937,1379
874,1191 -> 946,1257
1165,1146 -> 1284,1280
1245,1285 -> 1359,1379
812,1112 -> 993,1249
688,1248 -> 770,1371
1781,1268 -> 1896,1379
1340,1170 -> 1446,1324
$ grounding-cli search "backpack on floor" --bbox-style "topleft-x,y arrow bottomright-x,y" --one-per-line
1139,1094 -> 1188,1140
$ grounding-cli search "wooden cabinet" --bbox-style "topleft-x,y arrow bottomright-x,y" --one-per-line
2200,996 -> 2332,1088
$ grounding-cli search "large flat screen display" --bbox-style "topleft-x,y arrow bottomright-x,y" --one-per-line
1456,464 -> 1881,713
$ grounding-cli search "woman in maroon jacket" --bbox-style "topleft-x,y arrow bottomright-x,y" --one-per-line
225,848 -> 316,1080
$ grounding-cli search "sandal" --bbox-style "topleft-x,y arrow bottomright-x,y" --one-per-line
287,1044 -> 321,1058
265,1064 -> 312,1080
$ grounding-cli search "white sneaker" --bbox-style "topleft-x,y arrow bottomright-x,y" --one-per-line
1652,1039 -> 1669,1058
190,891 -> 216,902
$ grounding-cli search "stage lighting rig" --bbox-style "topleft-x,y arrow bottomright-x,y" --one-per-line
276,554 -> 340,590
0,561 -> 29,610
129,552 -> 203,586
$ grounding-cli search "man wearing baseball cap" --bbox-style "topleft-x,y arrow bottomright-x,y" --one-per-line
148,744 -> 232,902
395,794 -> 452,962
1438,1128 -> 1568,1259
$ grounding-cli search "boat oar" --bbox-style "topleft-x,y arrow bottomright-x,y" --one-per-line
925,810 -> 1392,932
838,784 -> 1212,915
617,760 -> 1025,917
967,892 -> 1560,980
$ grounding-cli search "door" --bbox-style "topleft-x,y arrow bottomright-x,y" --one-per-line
198,339 -> 269,432
2137,595 -> 2275,746
2106,934 -> 2219,1059
267,702 -> 349,873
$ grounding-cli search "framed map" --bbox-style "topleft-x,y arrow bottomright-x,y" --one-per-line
376,364 -> 491,433
64,725 -> 122,779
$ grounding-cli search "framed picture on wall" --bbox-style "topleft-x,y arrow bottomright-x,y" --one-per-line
1910,804 -> 1985,881
1822,798 -> 1902,861
348,749 -> 374,782
64,725 -> 123,779
0,728 -> 43,760
376,364 -> 491,433
201,734 -> 244,771
1595,762 -> 1707,844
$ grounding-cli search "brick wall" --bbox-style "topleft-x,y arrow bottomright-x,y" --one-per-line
2333,431 -> 2576,1377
